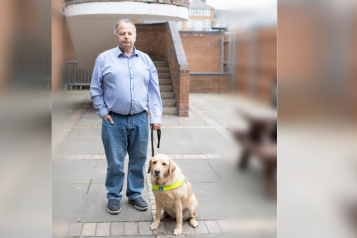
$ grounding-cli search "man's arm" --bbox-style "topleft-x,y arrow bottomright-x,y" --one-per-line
147,58 -> 162,125
90,56 -> 109,118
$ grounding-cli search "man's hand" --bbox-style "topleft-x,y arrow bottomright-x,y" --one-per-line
150,123 -> 161,130
103,114 -> 114,124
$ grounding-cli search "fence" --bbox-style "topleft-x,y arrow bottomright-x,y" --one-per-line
63,61 -> 93,90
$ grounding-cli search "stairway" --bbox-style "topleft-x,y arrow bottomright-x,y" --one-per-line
153,61 -> 177,115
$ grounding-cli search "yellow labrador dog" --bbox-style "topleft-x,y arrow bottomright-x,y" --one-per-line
148,154 -> 198,235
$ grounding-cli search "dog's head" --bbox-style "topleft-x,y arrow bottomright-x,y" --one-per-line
147,154 -> 176,179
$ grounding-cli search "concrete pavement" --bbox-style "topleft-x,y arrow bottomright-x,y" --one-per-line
52,90 -> 276,238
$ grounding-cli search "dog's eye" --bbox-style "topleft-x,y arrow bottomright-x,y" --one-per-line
153,161 -> 156,164
163,163 -> 166,165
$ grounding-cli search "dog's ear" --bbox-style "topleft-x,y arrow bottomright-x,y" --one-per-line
147,157 -> 153,173
169,158 -> 176,175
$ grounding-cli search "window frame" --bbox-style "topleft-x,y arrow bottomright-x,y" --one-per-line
194,8 -> 203,16
204,20 -> 211,29
188,8 -> 193,16
194,19 -> 203,31
186,19 -> 193,28
204,9 -> 211,16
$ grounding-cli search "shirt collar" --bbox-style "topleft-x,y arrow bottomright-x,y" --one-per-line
116,46 -> 139,58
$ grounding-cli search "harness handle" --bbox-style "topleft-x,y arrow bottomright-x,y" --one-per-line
151,126 -> 161,157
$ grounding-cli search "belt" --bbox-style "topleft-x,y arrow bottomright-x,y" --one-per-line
110,111 -> 144,116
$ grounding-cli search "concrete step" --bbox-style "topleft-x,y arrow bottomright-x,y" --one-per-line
158,73 -> 171,79
159,79 -> 172,85
162,99 -> 176,107
153,61 -> 168,67
161,92 -> 175,99
160,85 -> 173,92
163,107 -> 177,115
156,67 -> 170,73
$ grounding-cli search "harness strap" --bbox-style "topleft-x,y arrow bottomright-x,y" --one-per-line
151,126 -> 161,157
152,176 -> 184,191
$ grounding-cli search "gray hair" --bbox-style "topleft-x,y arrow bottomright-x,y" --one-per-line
114,19 -> 137,36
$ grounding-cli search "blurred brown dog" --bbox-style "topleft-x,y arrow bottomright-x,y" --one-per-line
148,154 -> 198,236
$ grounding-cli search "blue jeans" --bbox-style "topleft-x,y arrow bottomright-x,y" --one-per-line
102,110 -> 149,201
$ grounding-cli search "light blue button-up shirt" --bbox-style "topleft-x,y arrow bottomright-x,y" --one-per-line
90,46 -> 162,124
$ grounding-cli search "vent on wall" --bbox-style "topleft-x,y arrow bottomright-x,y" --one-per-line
173,72 -> 177,85
168,47 -> 171,59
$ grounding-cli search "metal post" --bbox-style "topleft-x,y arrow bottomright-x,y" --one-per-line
228,35 -> 232,73
74,63 -> 77,86
221,36 -> 224,73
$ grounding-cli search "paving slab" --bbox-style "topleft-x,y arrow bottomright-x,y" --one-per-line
67,223 -> 83,236
56,159 -> 96,184
80,184 -> 152,222
76,111 -> 102,126
161,118 -> 180,126
110,222 -> 124,236
66,128 -> 102,140
190,183 -> 236,220
156,129 -> 202,154
91,160 -> 113,184
186,233 -> 238,238
207,159 -> 277,219
59,139 -> 104,154
53,183 -> 89,222
191,101 -> 223,112
204,111 -> 236,119
83,237 -> 154,238
176,118 -> 210,126
174,160 -> 221,183
138,221 -> 153,235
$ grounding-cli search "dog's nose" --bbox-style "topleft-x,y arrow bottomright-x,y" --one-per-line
154,169 -> 160,174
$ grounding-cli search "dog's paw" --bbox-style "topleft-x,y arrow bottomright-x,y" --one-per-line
190,220 -> 198,228
150,222 -> 159,230
174,228 -> 182,236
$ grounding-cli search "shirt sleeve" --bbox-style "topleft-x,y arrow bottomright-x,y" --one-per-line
90,55 -> 109,118
147,57 -> 163,124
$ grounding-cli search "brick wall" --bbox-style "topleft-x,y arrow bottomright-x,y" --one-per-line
190,73 -> 232,93
52,0 -> 64,91
136,22 -> 190,117
63,17 -> 77,62
180,32 -> 224,73
234,27 -> 277,103
135,23 -> 170,61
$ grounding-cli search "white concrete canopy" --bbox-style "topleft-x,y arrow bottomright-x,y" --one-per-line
66,2 -> 188,68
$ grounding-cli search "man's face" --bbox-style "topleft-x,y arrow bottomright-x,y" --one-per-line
115,22 -> 136,49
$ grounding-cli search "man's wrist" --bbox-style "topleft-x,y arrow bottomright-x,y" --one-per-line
150,117 -> 161,125
97,107 -> 109,118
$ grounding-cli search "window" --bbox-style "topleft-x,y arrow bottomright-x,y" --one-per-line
194,8 -> 203,16
186,19 -> 193,28
194,20 -> 203,31
204,9 -> 211,16
188,8 -> 193,16
204,20 -> 210,29
177,21 -> 183,29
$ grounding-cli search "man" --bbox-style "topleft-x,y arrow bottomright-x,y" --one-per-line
90,19 -> 162,214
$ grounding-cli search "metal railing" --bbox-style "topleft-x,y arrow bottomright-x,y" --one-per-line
63,61 -> 93,90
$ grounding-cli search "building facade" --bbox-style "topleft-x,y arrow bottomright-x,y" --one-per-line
177,0 -> 215,31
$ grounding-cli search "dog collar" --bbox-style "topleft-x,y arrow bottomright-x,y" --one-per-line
152,175 -> 184,191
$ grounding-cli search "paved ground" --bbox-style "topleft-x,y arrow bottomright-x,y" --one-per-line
52,90 -> 276,237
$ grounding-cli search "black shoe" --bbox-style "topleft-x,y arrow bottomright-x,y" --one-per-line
107,199 -> 121,215
129,196 -> 148,211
